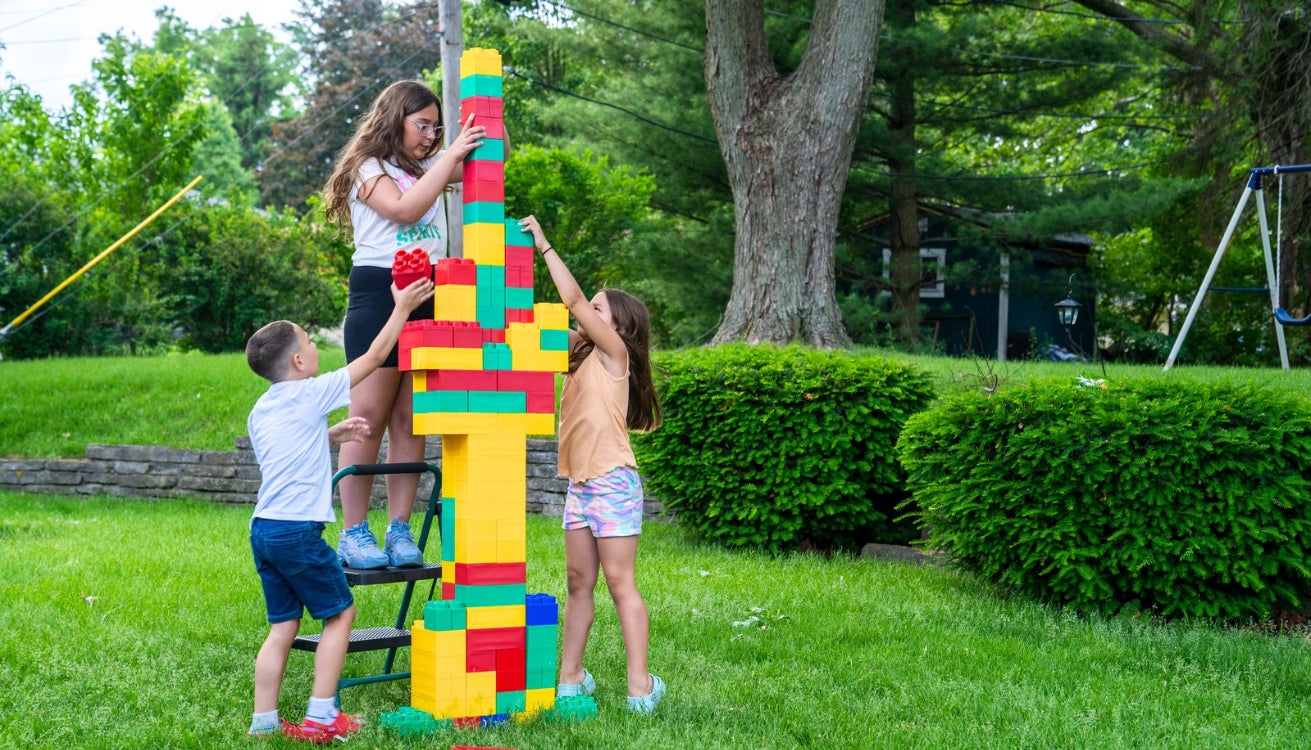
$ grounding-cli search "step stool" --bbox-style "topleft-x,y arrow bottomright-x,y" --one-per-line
290,461 -> 443,693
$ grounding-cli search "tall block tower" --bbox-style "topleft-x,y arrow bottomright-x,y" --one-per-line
391,47 -> 574,726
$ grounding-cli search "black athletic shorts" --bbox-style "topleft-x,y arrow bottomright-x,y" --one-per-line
343,265 -> 435,367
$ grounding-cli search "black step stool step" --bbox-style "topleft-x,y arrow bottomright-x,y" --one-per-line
291,626 -> 411,653
343,562 -> 442,586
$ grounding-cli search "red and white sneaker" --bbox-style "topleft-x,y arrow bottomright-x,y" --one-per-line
284,712 -> 362,743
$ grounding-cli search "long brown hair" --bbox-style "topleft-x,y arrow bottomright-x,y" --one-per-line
323,80 -> 442,228
569,289 -> 662,432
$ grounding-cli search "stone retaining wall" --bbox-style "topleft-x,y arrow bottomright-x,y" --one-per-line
0,436 -> 649,518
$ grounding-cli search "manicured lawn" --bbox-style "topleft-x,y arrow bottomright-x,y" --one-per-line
3,491 -> 1311,749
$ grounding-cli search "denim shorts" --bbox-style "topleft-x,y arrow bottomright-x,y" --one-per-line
562,466 -> 644,538
250,518 -> 353,623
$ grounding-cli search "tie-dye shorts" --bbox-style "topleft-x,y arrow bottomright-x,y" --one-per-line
562,466 -> 644,538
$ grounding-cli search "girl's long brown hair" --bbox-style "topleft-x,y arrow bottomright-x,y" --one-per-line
568,289 -> 662,433
323,80 -> 442,229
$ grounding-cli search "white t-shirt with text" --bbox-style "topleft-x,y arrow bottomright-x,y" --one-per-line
247,368 -> 351,523
350,155 -> 449,268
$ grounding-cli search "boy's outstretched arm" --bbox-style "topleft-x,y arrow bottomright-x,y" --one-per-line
347,278 -> 435,387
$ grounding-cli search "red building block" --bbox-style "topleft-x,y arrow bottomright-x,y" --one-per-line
463,160 -> 505,184
460,95 -> 505,121
464,180 -> 505,204
495,649 -> 526,692
454,562 -> 526,585
466,627 -> 524,651
498,371 -> 555,394
392,248 -> 432,289
434,257 -> 478,286
467,649 -> 496,672
525,393 -> 555,413
452,321 -> 485,349
505,307 -> 534,323
430,369 -> 498,391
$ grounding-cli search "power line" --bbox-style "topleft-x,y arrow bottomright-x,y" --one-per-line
546,0 -> 703,52
853,157 -> 1174,182
505,67 -> 718,144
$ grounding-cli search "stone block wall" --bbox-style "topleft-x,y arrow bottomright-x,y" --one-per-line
0,437 -> 665,519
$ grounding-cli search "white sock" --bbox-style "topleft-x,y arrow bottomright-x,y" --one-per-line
307,696 -> 338,724
249,710 -> 279,734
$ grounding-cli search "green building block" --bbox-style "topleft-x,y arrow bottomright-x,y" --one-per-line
422,600 -> 467,631
504,219 -> 534,247
505,287 -> 534,310
465,201 -> 506,225
468,390 -> 526,413
481,342 -> 512,371
547,695 -> 598,723
380,706 -> 450,736
496,690 -> 527,715
414,389 -> 468,413
540,328 -> 570,351
471,138 -> 506,162
478,303 -> 507,329
460,74 -> 503,98
454,582 -> 526,606
441,497 -> 455,560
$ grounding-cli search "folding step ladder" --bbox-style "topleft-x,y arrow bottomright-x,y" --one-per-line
290,461 -> 443,692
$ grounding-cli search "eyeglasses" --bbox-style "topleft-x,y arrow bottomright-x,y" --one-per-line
406,119 -> 443,138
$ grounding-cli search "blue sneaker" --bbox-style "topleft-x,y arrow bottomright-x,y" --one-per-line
556,668 -> 596,698
385,517 -> 423,568
338,521 -> 389,569
626,674 -> 665,714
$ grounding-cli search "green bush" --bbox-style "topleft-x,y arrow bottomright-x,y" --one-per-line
633,344 -> 936,551
898,376 -> 1311,621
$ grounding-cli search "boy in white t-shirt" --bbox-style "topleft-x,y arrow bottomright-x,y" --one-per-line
242,277 -> 433,741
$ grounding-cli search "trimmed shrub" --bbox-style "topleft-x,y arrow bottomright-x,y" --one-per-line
898,377 -> 1311,621
633,344 -> 935,551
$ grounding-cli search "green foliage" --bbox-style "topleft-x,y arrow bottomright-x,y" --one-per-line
633,344 -> 936,551
504,144 -> 655,292
155,204 -> 347,353
899,376 -> 1311,622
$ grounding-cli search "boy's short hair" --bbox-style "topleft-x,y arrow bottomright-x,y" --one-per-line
246,321 -> 300,382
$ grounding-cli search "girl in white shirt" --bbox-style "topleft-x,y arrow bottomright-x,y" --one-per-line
322,80 -> 485,568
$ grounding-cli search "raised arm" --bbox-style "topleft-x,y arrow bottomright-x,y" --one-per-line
517,215 -> 627,374
346,278 -> 435,387
360,114 -> 486,225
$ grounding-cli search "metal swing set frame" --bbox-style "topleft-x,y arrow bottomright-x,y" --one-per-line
1165,164 -> 1311,372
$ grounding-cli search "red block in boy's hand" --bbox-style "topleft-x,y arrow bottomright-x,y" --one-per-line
392,248 -> 432,289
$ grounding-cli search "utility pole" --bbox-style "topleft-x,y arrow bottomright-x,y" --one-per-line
440,0 -> 464,258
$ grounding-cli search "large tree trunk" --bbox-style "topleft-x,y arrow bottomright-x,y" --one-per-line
705,0 -> 884,347
884,0 -> 921,345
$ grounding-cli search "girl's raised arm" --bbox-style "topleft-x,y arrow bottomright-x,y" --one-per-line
516,215 -> 628,375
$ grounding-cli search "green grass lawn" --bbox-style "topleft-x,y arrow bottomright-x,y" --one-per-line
3,492 -> 1311,749
7,349 -> 1311,747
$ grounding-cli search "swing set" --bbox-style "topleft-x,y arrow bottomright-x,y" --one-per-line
1165,164 -> 1311,371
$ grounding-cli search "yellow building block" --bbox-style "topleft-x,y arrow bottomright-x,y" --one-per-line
466,671 -> 498,717
534,302 -> 570,330
498,538 -> 527,563
498,517 -> 526,541
454,537 -> 499,564
442,561 -> 455,585
410,347 -> 484,371
429,675 -> 467,719
465,223 -> 506,263
525,687 -> 555,715
455,518 -> 499,545
414,412 -> 502,435
434,629 -> 467,659
413,371 -> 427,392
467,604 -> 526,629
499,412 -> 557,435
511,350 -> 569,373
505,322 -> 541,352
434,285 -> 477,321
460,48 -> 503,77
